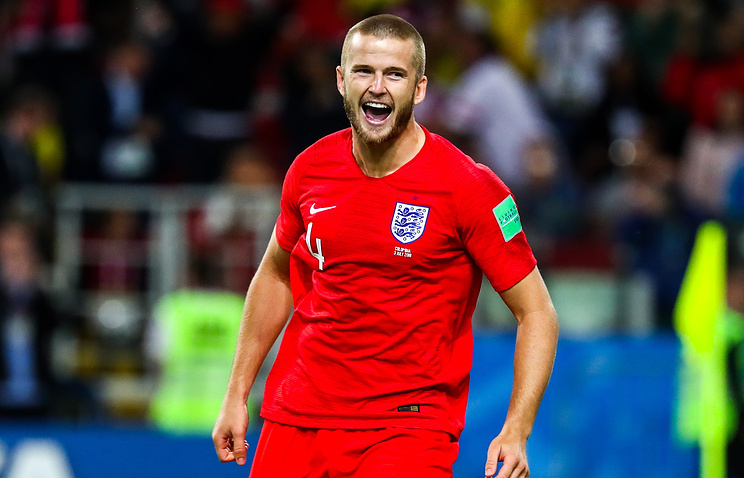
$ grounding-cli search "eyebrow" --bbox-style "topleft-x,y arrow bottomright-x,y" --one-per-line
350,64 -> 409,75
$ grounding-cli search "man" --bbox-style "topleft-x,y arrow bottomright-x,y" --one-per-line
146,258 -> 247,435
212,14 -> 558,478
441,4 -> 558,196
0,215 -> 60,418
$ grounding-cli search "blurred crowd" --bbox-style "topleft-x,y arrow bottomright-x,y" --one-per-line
2,0 -> 744,422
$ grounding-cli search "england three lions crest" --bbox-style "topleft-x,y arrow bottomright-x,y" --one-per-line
391,202 -> 430,244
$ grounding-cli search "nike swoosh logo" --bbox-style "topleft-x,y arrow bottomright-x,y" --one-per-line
309,203 -> 337,214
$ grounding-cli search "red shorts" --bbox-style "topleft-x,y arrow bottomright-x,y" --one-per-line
248,420 -> 459,478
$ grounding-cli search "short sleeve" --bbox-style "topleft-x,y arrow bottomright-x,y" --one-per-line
455,164 -> 536,292
275,159 -> 304,253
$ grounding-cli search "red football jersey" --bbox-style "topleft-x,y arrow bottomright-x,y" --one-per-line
263,127 -> 536,438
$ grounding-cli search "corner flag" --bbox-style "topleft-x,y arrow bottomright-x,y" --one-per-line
674,221 -> 728,478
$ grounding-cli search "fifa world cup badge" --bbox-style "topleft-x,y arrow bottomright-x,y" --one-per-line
493,195 -> 522,242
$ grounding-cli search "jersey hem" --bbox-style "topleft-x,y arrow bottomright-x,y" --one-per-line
492,258 -> 537,292
260,409 -> 462,440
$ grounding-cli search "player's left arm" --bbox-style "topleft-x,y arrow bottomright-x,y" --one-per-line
485,266 -> 558,478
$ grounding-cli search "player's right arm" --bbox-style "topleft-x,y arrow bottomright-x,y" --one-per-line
212,228 -> 293,465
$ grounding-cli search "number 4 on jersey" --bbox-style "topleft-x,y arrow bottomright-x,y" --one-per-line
306,222 -> 325,270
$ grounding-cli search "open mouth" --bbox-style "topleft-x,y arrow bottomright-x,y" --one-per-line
362,102 -> 392,124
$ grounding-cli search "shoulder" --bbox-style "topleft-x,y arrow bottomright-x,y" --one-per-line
283,128 -> 351,184
295,128 -> 351,167
423,129 -> 470,168
424,129 -> 510,195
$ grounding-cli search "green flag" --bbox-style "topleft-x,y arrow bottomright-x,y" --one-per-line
674,221 -> 728,478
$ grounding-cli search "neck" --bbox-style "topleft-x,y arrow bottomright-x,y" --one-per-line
352,121 -> 425,178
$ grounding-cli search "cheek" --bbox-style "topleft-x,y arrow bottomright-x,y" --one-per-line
343,81 -> 362,100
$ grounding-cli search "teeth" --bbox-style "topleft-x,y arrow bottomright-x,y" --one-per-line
364,102 -> 390,109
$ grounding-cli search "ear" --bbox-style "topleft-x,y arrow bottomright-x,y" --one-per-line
413,75 -> 427,106
336,66 -> 345,97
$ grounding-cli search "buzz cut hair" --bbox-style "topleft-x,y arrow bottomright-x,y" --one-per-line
340,14 -> 426,81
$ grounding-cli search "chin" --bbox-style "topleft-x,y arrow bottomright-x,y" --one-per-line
358,125 -> 395,144
358,112 -> 412,145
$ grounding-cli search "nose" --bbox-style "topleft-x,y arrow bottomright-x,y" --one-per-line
369,72 -> 385,94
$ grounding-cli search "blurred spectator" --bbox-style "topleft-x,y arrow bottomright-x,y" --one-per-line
725,222 -> 744,477
247,0 -> 356,173
99,40 -> 157,182
680,88 -> 744,218
656,0 -> 704,157
82,209 -> 148,294
0,0 -> 103,184
287,0 -> 355,45
344,0 -> 402,20
439,3 -> 561,195
202,142 -> 279,235
530,0 -> 622,177
660,5 -> 744,136
145,258 -> 246,435
623,0 -> 686,95
1,0 -> 91,89
397,1 -> 460,127
0,215 -> 62,418
278,40 -> 349,172
0,85 -> 62,224
487,0 -> 543,78
582,52 -> 661,183
687,8 -> 744,130
133,0 -> 190,183
516,141 -> 584,267
729,158 -> 744,220
0,89 -> 43,215
593,120 -> 694,325
593,121 -> 678,236
197,142 -> 280,293
175,0 -> 279,182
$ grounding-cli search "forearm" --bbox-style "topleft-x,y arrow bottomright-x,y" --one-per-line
501,309 -> 558,439
484,270 -> 558,478
223,235 -> 293,404
212,232 -> 292,464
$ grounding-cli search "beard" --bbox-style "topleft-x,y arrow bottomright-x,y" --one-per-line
343,89 -> 416,145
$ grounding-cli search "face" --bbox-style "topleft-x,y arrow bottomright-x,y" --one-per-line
0,224 -> 38,287
337,33 -> 426,145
